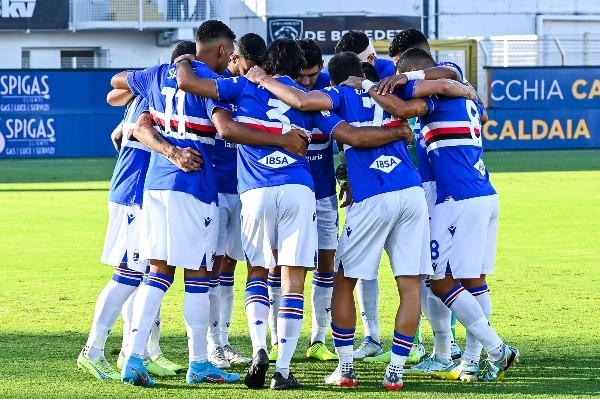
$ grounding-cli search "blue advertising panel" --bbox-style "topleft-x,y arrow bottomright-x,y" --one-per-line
488,67 -> 600,109
483,108 -> 599,150
0,69 -> 125,158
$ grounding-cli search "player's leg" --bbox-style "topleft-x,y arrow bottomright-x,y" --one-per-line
307,194 -> 338,361
267,265 -> 281,361
78,202 -> 142,380
240,187 -> 276,389
382,187 -> 429,390
354,279 -> 383,359
270,184 -> 318,390
430,196 -> 518,382
325,194 -> 389,387
206,257 -> 229,368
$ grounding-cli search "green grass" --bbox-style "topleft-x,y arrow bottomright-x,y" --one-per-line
0,150 -> 599,398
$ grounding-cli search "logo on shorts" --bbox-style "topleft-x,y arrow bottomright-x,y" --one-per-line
258,151 -> 296,168
132,250 -> 140,263
268,19 -> 304,42
432,262 -> 437,271
369,155 -> 401,173
345,226 -> 352,237
448,226 -> 456,236
325,307 -> 331,313
205,217 -> 212,227
313,212 -> 316,221
212,321 -> 218,327
473,158 -> 486,176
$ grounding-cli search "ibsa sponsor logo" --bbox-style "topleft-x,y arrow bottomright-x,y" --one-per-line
0,0 -> 36,18
369,155 -> 400,173
258,151 -> 296,168
0,117 -> 56,156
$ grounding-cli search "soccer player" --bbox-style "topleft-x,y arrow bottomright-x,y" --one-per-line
245,51 -> 476,390
395,48 -> 520,383
335,30 -> 395,79
76,41 -> 197,381
207,32 -> 266,369
175,38 -> 412,389
110,21 -> 308,387
266,38 -> 339,363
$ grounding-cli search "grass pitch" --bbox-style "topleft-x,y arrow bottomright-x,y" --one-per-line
0,150 -> 599,398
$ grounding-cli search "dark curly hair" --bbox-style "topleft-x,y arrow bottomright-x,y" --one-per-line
238,33 -> 266,65
263,39 -> 306,79
296,38 -> 323,69
334,30 -> 370,54
388,28 -> 429,58
171,40 -> 196,63
361,62 -> 380,82
195,19 -> 236,44
328,52 -> 363,85
396,48 -> 435,73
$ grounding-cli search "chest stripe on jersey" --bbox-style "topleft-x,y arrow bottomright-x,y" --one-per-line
151,114 -> 217,138
423,126 -> 480,146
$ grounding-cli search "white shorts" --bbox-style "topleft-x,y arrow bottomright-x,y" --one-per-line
100,202 -> 148,272
429,194 -> 499,280
316,195 -> 339,250
216,193 -> 245,261
423,180 -> 437,216
336,186 -> 431,280
138,190 -> 218,270
240,184 -> 317,269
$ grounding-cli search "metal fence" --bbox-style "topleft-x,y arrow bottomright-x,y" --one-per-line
71,0 -> 227,29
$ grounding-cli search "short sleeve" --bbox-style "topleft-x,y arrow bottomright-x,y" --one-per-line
320,86 -> 343,111
312,109 -> 343,137
421,97 -> 436,115
206,98 -> 231,119
126,65 -> 159,98
215,76 -> 248,102
437,61 -> 465,82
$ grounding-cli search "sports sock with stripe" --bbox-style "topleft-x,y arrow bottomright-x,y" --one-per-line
245,278 -> 269,356
84,266 -> 143,360
183,277 -> 210,362
311,271 -> 334,344
275,293 -> 304,378
331,323 -> 355,372
129,272 -> 173,359
462,284 -> 491,363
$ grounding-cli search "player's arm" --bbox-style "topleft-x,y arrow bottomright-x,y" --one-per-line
375,66 -> 461,94
331,120 -> 413,148
107,89 -> 135,106
111,71 -> 129,89
175,58 -> 219,100
245,66 -> 333,111
211,108 -> 309,157
110,122 -> 123,153
133,112 -> 203,172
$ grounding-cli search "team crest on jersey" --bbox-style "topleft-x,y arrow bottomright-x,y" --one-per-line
473,158 -> 486,176
369,155 -> 401,173
268,19 -> 304,41
258,151 -> 296,168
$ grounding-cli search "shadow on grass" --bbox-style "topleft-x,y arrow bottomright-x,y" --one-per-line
0,332 -> 598,397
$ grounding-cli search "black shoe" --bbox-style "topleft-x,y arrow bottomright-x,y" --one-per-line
244,349 -> 269,389
270,371 -> 301,390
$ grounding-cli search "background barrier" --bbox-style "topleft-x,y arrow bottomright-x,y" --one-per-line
0,69 -> 124,158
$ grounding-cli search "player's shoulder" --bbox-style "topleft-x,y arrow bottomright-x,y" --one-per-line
312,71 -> 331,91
277,76 -> 309,92
190,60 -> 220,79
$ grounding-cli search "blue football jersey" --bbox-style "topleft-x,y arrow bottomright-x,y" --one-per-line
375,58 -> 396,79
213,68 -> 238,194
322,85 -> 422,203
307,70 -> 336,200
126,61 -> 229,204
108,95 -> 151,206
419,94 -> 496,204
215,75 -> 343,194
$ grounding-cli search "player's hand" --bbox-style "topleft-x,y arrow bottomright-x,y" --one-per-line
246,66 -> 268,85
281,129 -> 309,157
339,76 -> 364,90
375,74 -> 409,95
168,147 -> 203,172
339,183 -> 353,208
393,121 -> 414,145
464,82 -> 478,100
110,129 -> 123,153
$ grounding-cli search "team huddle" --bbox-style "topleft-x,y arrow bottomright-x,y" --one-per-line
76,20 -> 519,391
